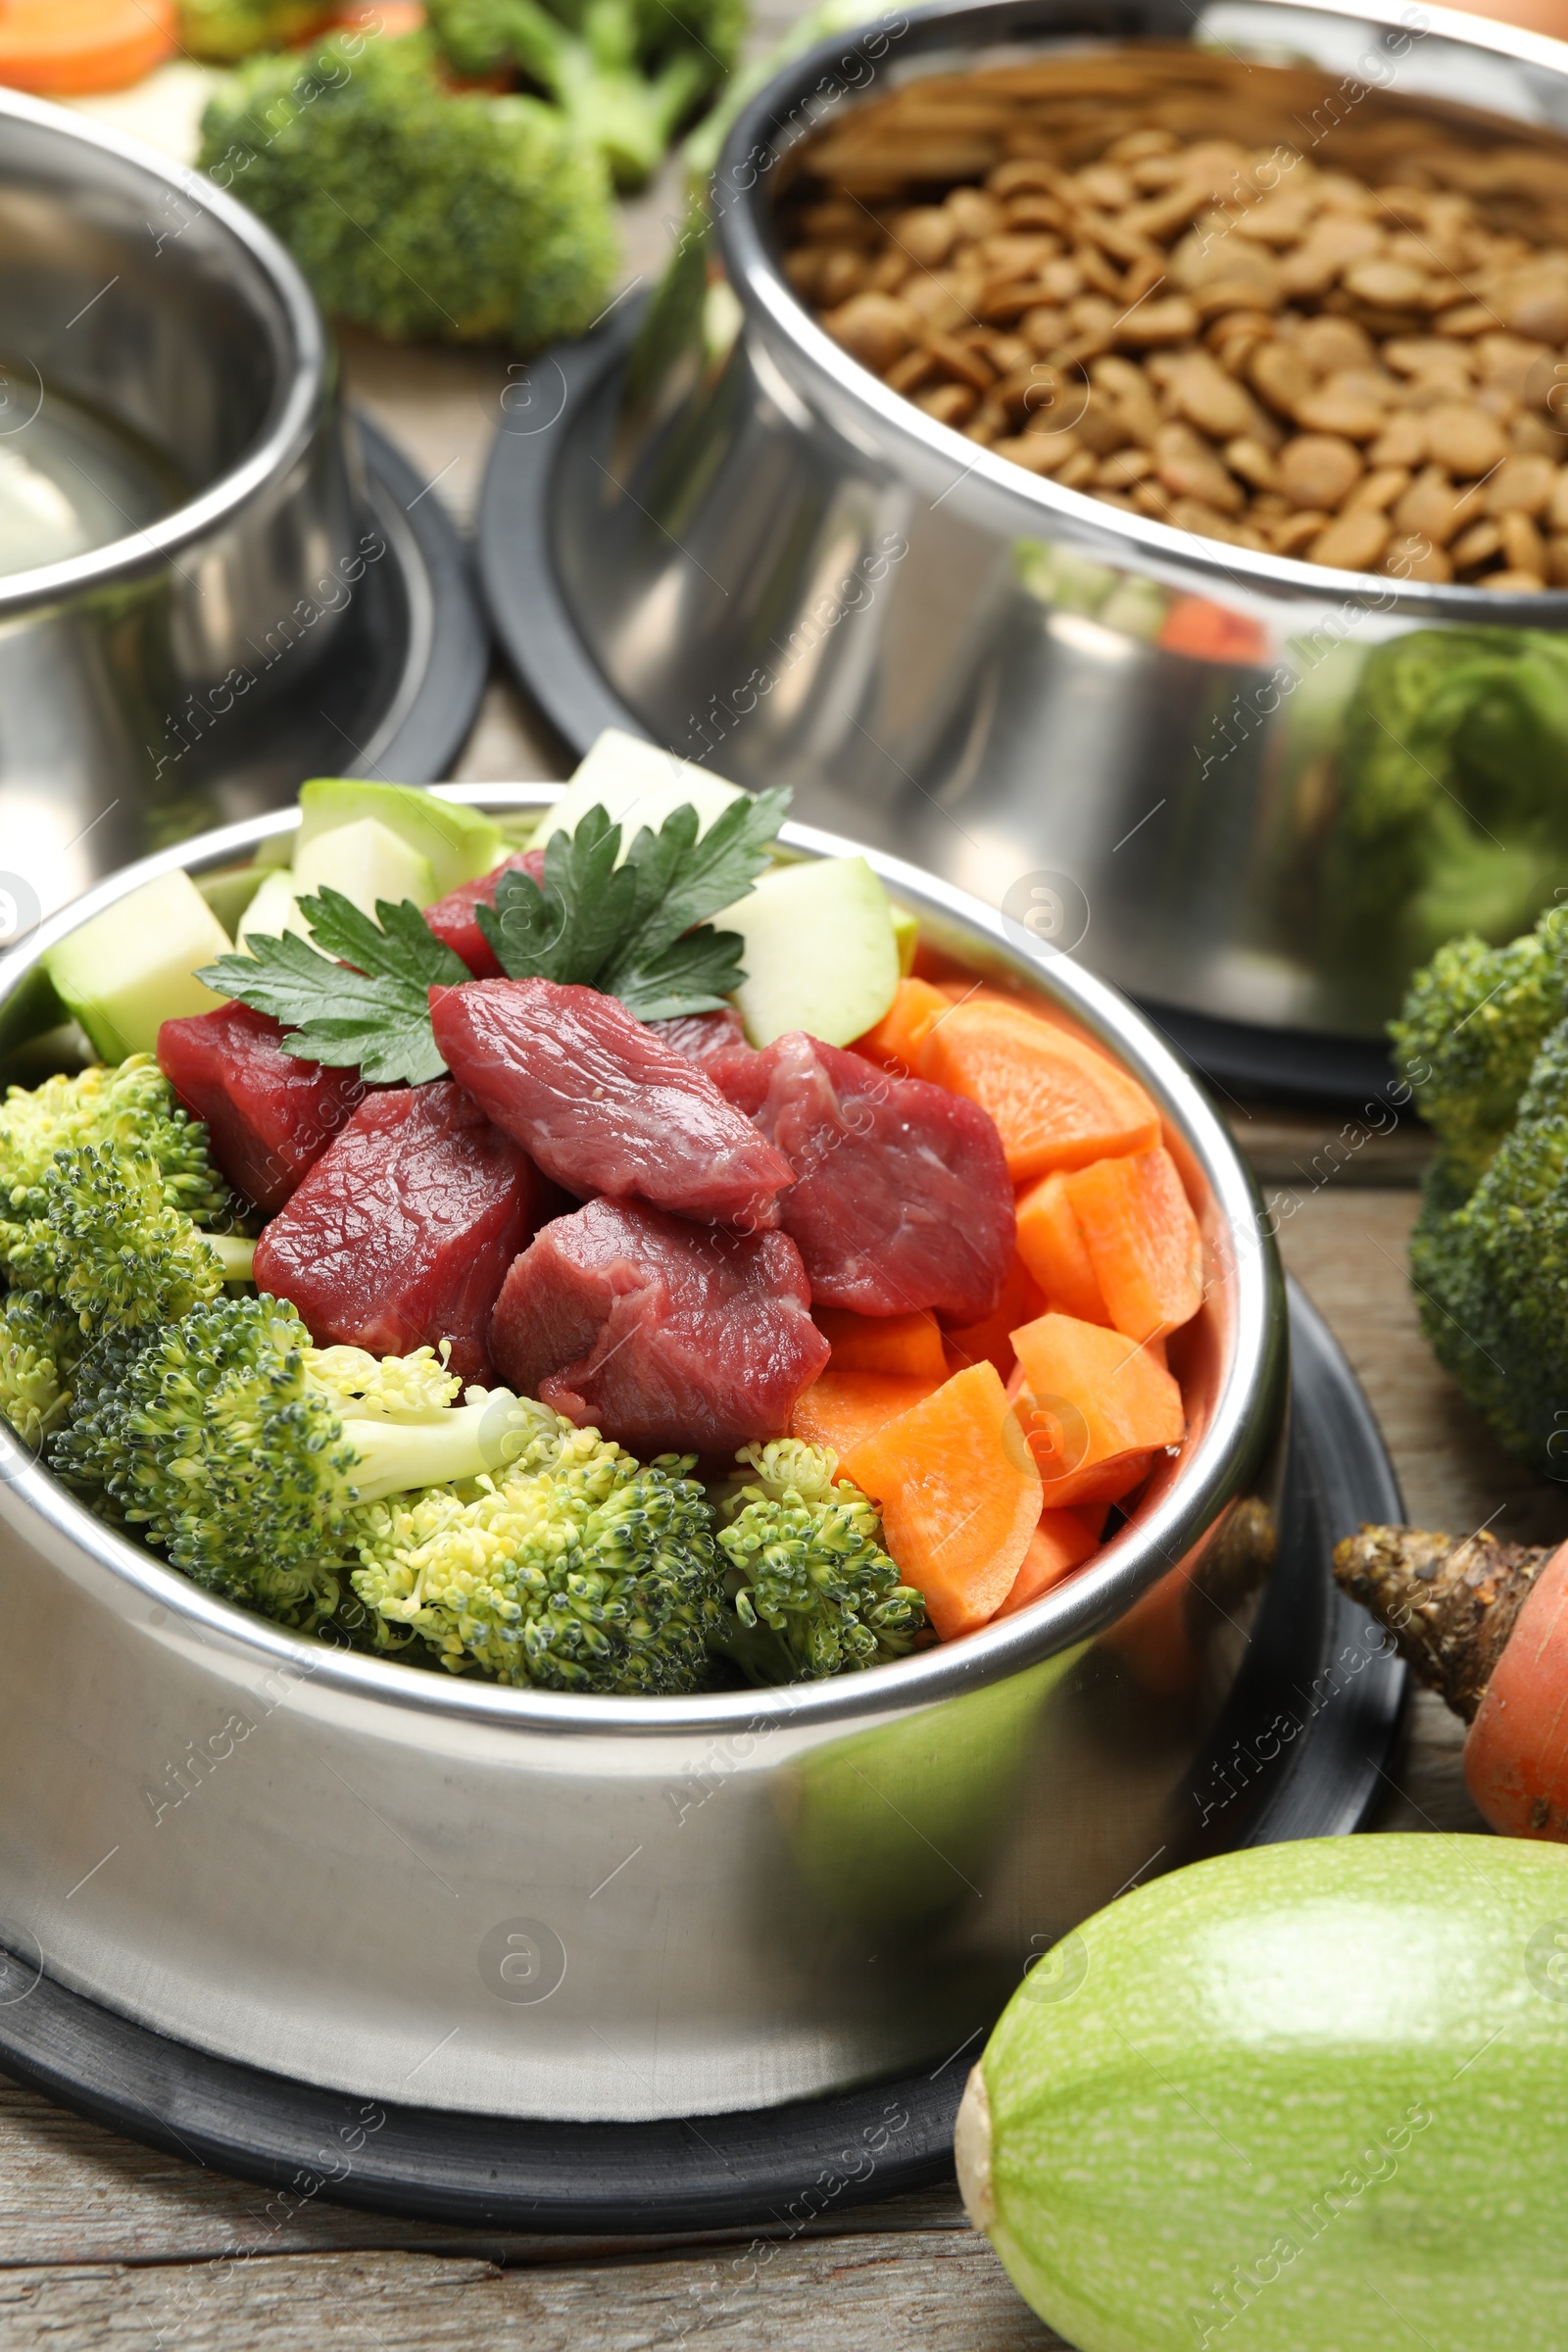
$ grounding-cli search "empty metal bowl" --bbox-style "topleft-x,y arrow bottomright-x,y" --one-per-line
0,88 -> 370,935
0,789 -> 1286,2123
542,0 -> 1568,1054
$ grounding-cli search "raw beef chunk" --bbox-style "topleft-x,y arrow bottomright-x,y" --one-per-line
158,1002 -> 364,1216
712,1032 -> 1013,1322
252,1081 -> 549,1384
422,850 -> 544,979
429,978 -> 794,1228
489,1197 -> 829,1455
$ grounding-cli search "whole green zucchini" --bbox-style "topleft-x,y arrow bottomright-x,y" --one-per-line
956,1836 -> 1568,2351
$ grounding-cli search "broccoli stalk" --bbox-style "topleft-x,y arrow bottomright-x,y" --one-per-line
199,33 -> 618,351
351,1418 -> 726,1692
429,0 -> 740,189
52,1298 -> 536,1628
710,1441 -> 928,1683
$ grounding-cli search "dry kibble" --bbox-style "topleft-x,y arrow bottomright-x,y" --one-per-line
1423,402 -> 1509,478
1280,433 -> 1363,509
790,87 -> 1568,583
1308,510 -> 1392,569
1485,453 -> 1558,516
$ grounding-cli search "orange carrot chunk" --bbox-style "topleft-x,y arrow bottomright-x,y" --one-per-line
816,1305 -> 948,1380
1463,1543 -> 1568,1839
841,1362 -> 1042,1640
1015,1170 -> 1111,1325
851,976 -> 949,1073
0,0 -> 174,92
1009,1311 -> 1184,1509
791,1367 -> 945,1460
942,1251 -> 1047,1382
919,1002 -> 1160,1183
995,1509 -> 1101,1618
1064,1147 -> 1204,1345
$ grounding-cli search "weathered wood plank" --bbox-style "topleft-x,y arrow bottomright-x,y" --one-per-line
0,2238 -> 1062,2351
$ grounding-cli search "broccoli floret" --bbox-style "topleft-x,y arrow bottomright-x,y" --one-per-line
351,1421 -> 726,1692
0,1055 -> 230,1232
1391,907 -> 1568,1196
1,1146 -> 251,1346
1326,630 -> 1568,993
0,1291 -> 81,1459
179,0 -> 333,61
430,0 -> 741,189
710,1440 -> 928,1683
51,1296 -> 535,1628
199,33 -> 617,350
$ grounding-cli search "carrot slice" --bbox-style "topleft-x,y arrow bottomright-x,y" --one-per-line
995,1509 -> 1101,1618
851,976 -> 949,1074
816,1305 -> 947,1380
1015,1170 -> 1111,1325
1009,1311 -> 1184,1509
841,1362 -> 1042,1640
0,0 -> 174,92
942,1251 -> 1046,1381
1064,1147 -> 1204,1345
919,1002 -> 1160,1182
792,1367 -> 945,1460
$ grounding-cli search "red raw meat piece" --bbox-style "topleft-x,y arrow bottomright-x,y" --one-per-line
422,849 -> 545,979
711,1032 -> 1014,1322
158,1002 -> 365,1216
252,1081 -> 549,1385
429,978 -> 795,1229
490,1197 -> 829,1455
646,1007 -> 752,1068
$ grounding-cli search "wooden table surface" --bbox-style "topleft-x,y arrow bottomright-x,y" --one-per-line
7,252 -> 1567,2352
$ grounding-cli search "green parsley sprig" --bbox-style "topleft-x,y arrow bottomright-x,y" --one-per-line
196,790 -> 791,1088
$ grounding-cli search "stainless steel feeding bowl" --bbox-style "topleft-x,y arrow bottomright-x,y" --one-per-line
554,0 -> 1568,1052
0,792 -> 1287,2123
0,90 -> 375,934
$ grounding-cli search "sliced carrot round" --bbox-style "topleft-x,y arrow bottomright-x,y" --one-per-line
0,0 -> 174,93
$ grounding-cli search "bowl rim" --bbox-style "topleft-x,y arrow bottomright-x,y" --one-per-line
0,86 -> 328,615
714,0 -> 1568,619
0,785 -> 1286,1735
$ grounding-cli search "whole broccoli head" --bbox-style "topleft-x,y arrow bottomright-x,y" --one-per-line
1391,906 -> 1568,1196
52,1296 -> 534,1627
1326,630 -> 1568,1005
429,0 -> 742,188
0,1291 -> 80,1460
0,1055 -> 230,1232
351,1418 -> 725,1692
199,32 -> 618,349
179,0 -> 333,61
711,1440 -> 928,1683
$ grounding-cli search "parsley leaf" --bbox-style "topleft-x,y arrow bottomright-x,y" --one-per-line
196,886 -> 469,1088
479,789 -> 791,1018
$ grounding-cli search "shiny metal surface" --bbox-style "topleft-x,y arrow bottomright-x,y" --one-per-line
557,0 -> 1568,1043
0,792 -> 1287,2121
0,90 -> 368,930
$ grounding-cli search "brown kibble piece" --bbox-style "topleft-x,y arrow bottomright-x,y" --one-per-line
1153,422 -> 1244,514
1294,386 -> 1389,440
1268,510 -> 1331,555
1423,402 -> 1508,479
1502,511 -> 1548,575
994,431 -> 1083,475
825,292 -> 916,373
1115,296 -> 1200,345
1549,471 -> 1568,535
1370,412 -> 1429,468
1279,433 -> 1363,509
916,382 -> 979,427
1548,535 -> 1568,585
894,208 -> 959,269
1384,533 -> 1453,583
1346,466 -> 1412,514
1451,519 -> 1503,570
1097,446 -> 1155,487
1343,257 -> 1432,310
1483,568 -> 1547,591
1295,317 -> 1376,377
1166,352 -> 1259,441
1226,435 -> 1279,491
923,331 -> 997,393
1395,466 -> 1468,547
1485,454 -> 1558,517
817,251 -> 868,307
1308,511 -> 1392,570
1250,339 -> 1315,417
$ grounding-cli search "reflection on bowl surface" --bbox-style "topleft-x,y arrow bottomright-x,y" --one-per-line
0,370 -> 183,574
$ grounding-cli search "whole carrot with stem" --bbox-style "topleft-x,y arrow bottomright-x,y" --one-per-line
1334,1523 -> 1568,1838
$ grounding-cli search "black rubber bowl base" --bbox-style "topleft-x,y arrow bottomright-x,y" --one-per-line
0,1283 -> 1404,2234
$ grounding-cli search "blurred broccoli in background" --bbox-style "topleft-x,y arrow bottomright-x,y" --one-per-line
428,0 -> 744,188
199,31 -> 618,349
711,1440 -> 927,1683
1394,906 -> 1568,1476
1327,630 -> 1568,984
352,1417 -> 727,1691
180,0 -> 334,60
